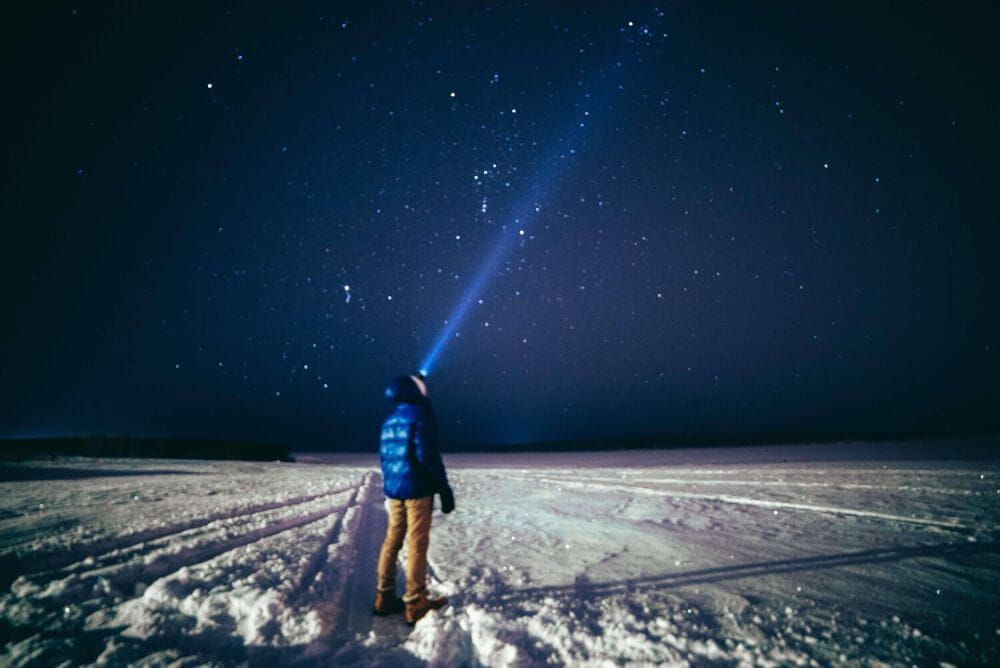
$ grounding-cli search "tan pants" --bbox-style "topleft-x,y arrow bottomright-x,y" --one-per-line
376,496 -> 433,602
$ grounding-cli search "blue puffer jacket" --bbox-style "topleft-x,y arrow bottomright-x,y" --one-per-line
380,376 -> 451,500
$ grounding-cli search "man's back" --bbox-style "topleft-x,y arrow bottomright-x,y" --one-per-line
380,402 -> 435,499
374,373 -> 454,623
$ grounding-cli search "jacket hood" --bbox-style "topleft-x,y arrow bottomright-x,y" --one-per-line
385,375 -> 428,404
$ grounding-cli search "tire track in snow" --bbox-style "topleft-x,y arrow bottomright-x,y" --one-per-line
343,473 -> 383,640
498,540 -> 1000,602
1,480 -> 361,587
0,482 -> 369,655
535,477 -> 987,531
328,473 -> 422,663
59,476 -> 373,656
293,473 -> 372,599
286,472 -> 394,659
518,471 -> 989,496
10,485 -> 361,603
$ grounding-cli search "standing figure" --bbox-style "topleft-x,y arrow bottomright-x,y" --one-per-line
373,373 -> 455,624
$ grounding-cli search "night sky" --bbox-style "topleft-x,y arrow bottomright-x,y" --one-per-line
2,2 -> 998,450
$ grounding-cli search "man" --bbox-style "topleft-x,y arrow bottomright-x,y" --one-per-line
373,373 -> 455,624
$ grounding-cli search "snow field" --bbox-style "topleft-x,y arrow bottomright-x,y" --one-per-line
409,459 -> 1000,666
0,461 -> 374,664
1,446 -> 998,665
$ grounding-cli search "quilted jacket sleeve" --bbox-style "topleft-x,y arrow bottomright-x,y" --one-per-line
412,405 -> 451,493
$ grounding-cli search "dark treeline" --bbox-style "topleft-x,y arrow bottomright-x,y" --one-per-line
0,436 -> 293,462
449,428 -> 1000,454
4,430 -> 996,460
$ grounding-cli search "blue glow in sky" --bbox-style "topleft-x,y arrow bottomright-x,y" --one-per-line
420,66 -> 620,376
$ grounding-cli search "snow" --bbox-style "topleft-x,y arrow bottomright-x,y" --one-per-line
1,441 -> 998,665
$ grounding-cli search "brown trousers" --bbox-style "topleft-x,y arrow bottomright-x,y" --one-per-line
376,496 -> 433,602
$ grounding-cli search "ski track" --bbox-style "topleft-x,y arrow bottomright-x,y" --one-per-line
285,472 -> 378,652
342,475 -> 379,641
0,473 -> 395,665
0,481 -> 360,587
110,471 -> 395,662
534,476 -> 985,531
12,487 -> 360,598
133,474 -> 373,628
517,471 -> 992,496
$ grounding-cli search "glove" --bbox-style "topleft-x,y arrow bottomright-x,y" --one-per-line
439,487 -> 455,514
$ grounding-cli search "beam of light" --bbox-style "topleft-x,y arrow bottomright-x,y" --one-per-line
419,66 -> 623,377
418,213 -> 524,376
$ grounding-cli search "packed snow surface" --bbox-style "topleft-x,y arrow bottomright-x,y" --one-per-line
0,441 -> 998,666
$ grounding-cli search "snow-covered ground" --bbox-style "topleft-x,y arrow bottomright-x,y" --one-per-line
1,441 -> 998,666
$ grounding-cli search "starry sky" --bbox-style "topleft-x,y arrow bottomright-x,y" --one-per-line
2,2 -> 998,450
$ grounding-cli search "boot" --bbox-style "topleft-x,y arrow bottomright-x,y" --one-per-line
404,593 -> 448,625
373,591 -> 404,616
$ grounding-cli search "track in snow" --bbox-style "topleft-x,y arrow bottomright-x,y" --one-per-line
528,474 -> 991,532
9,484 -> 362,603
498,539 -> 1000,602
0,481 -> 361,589
0,473 -> 398,664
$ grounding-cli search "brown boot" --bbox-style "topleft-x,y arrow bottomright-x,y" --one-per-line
404,593 -> 448,625
373,591 -> 404,616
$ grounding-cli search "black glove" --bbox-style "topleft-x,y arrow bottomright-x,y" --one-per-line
439,487 -> 455,514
